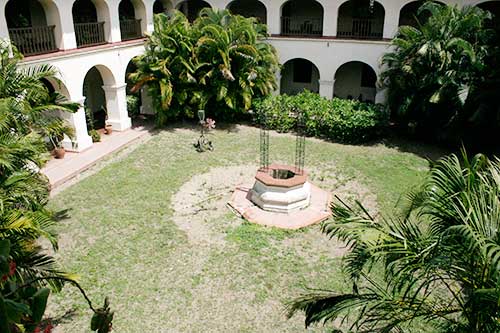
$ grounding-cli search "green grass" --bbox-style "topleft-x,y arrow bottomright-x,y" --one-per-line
47,125 -> 435,332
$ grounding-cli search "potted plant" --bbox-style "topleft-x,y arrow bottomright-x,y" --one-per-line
102,106 -> 113,135
85,107 -> 102,142
46,118 -> 75,159
89,129 -> 101,143
104,123 -> 113,135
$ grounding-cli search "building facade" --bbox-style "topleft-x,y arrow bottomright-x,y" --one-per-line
0,0 -> 498,151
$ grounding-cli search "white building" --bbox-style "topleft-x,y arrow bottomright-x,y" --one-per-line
0,0 -> 498,151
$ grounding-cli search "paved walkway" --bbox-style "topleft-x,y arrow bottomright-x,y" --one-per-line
42,125 -> 151,189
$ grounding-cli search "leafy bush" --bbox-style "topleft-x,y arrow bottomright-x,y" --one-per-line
253,91 -> 388,144
89,129 -> 101,143
289,152 -> 500,332
382,3 -> 499,143
130,9 -> 279,124
127,94 -> 140,119
0,41 -> 112,333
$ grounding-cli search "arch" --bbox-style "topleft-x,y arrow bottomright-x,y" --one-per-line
398,1 -> 444,28
337,0 -> 385,40
119,0 -> 135,20
40,78 -> 56,95
119,0 -> 145,40
5,0 -> 46,28
5,0 -> 59,55
280,0 -> 323,37
153,0 -> 173,14
82,65 -> 116,129
280,58 -> 320,95
72,0 -> 109,47
40,77 -> 76,126
91,64 -> 117,86
227,0 -> 267,24
176,0 -> 211,22
334,61 -> 377,102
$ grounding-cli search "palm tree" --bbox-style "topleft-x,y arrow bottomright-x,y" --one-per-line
288,152 -> 500,332
0,42 -> 78,288
130,11 -> 196,123
381,3 -> 495,141
130,8 -> 279,124
0,41 -> 78,143
194,8 -> 278,117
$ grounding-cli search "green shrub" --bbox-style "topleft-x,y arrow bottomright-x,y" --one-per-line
127,94 -> 140,119
130,9 -> 279,125
89,129 -> 101,143
253,91 -> 388,144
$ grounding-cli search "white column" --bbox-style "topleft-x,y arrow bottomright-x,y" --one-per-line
103,83 -> 132,131
273,71 -> 281,95
0,1 -> 9,41
54,0 -> 77,50
266,2 -> 281,35
375,88 -> 387,104
383,3 -> 400,39
140,88 -> 155,115
62,99 -> 93,152
142,0 -> 155,33
104,0 -> 122,43
319,80 -> 334,99
207,0 -> 226,10
319,1 -> 338,37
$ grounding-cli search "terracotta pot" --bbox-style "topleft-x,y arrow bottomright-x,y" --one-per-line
54,147 -> 65,159
105,124 -> 113,135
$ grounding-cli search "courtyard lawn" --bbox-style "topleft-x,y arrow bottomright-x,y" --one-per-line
48,125 -> 436,332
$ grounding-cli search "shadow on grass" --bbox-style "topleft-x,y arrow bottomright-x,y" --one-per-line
156,119 -> 247,134
378,135 -> 453,161
42,309 -> 78,328
139,115 -> 457,162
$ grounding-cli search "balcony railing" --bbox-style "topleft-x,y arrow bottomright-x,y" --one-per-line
120,19 -> 142,41
337,18 -> 383,40
8,26 -> 57,56
281,16 -> 323,37
74,22 -> 106,47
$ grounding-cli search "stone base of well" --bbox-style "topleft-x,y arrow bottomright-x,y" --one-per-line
228,183 -> 332,229
228,164 -> 332,229
250,164 -> 311,213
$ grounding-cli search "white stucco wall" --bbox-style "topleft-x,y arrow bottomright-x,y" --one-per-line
269,37 -> 390,99
19,41 -> 144,150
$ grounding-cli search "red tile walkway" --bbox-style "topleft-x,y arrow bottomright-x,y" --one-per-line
42,125 -> 151,189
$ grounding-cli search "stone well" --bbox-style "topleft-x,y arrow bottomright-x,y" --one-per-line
250,164 -> 311,213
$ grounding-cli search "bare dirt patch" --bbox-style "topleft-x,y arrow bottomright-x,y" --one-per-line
171,164 -> 377,254
171,164 -> 257,245
308,164 -> 379,217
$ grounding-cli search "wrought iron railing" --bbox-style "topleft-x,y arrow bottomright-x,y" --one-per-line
281,16 -> 323,37
120,19 -> 142,41
8,25 -> 57,56
337,18 -> 383,40
74,22 -> 106,47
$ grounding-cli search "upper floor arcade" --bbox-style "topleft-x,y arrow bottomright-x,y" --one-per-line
0,0 -> 151,57
1,0 -> 499,59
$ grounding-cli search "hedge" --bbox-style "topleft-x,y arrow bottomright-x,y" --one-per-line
253,91 -> 389,144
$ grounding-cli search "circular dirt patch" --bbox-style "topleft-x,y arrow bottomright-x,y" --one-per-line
171,164 -> 379,245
